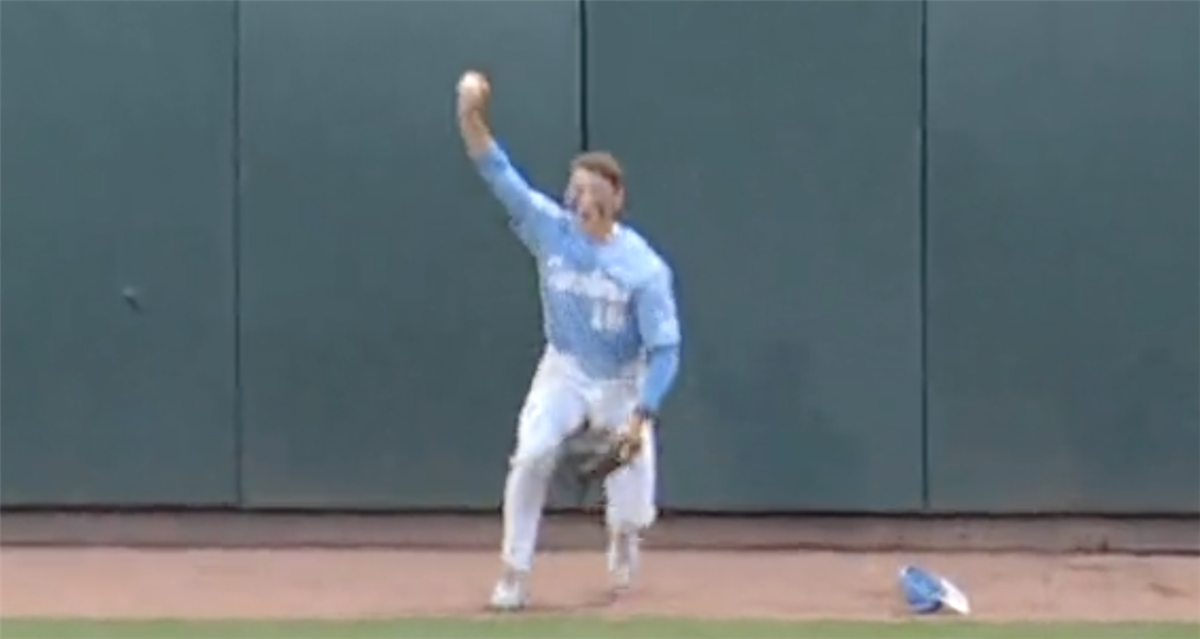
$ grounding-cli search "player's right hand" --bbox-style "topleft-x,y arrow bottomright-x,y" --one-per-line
615,417 -> 649,461
456,70 -> 490,117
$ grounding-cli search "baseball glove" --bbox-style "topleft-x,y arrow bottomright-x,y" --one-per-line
557,412 -> 656,509
561,423 -> 642,483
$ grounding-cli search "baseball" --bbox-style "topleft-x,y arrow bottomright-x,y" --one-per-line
458,72 -> 486,97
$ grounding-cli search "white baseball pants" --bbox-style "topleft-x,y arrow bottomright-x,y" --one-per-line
501,347 -> 657,573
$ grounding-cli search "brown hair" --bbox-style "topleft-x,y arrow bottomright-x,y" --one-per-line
571,151 -> 624,193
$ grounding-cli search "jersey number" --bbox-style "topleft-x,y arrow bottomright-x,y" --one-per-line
590,302 -> 626,333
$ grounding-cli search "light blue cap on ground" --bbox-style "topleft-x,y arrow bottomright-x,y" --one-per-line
898,564 -> 971,615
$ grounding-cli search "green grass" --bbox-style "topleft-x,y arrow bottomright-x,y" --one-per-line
2,618 -> 1198,639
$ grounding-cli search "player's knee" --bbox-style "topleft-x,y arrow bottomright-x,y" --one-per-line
509,447 -> 558,479
511,413 -> 577,478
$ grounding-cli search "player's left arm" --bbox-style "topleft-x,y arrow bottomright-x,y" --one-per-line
630,266 -> 682,434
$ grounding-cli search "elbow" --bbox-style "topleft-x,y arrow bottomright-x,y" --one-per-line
650,344 -> 681,386
648,343 -> 681,369
471,143 -> 524,198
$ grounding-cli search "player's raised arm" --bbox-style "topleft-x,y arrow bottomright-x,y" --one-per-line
457,71 -> 561,251
633,267 -> 683,426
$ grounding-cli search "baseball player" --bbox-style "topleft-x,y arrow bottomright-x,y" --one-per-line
456,70 -> 682,611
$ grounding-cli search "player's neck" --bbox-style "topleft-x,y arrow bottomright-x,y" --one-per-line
582,222 -> 618,243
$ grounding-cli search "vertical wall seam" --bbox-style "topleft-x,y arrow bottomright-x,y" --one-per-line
577,0 -> 589,152
231,0 -> 245,508
917,0 -> 931,511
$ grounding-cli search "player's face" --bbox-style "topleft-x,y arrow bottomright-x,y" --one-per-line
565,168 -> 622,240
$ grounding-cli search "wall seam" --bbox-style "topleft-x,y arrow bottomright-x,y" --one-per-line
577,0 -> 589,152
918,0 -> 931,511
231,0 -> 246,508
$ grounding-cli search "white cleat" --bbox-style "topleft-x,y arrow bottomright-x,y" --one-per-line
489,568 -> 529,611
607,530 -> 640,592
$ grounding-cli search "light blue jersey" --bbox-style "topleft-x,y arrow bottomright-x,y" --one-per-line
475,142 -> 681,411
